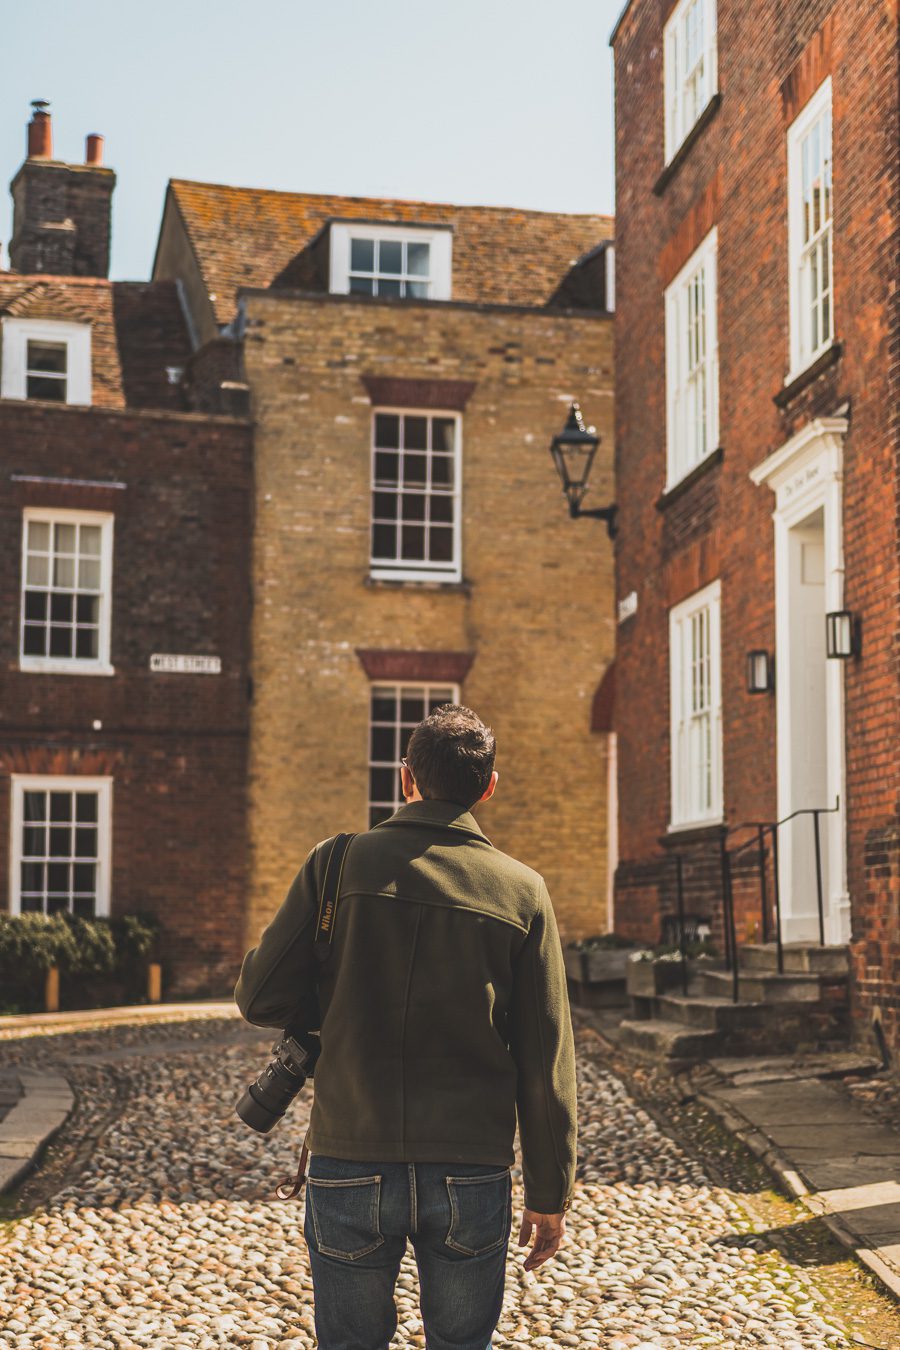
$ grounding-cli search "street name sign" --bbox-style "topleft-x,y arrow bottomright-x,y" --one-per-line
149,654 -> 222,674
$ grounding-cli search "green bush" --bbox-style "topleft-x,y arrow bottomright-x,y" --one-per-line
0,912 -> 160,1014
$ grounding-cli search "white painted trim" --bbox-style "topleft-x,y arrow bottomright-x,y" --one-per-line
9,774 -> 113,918
1,318 -> 92,406
786,78 -> 834,384
20,507 -> 115,675
369,407 -> 462,584
668,579 -> 723,830
605,245 -> 616,312
749,416 -> 848,496
606,732 -> 618,933
329,223 -> 452,300
750,417 -> 849,943
665,227 -> 719,491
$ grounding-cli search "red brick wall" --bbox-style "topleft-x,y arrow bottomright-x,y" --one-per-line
613,1 -> 900,1048
0,401 -> 253,996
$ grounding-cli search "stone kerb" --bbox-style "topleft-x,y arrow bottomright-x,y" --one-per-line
0,1067 -> 74,1192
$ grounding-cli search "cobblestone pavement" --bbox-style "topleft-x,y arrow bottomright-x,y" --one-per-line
0,1015 -> 898,1349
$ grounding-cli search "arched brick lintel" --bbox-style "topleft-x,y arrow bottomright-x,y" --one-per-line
355,649 -> 475,684
360,376 -> 476,411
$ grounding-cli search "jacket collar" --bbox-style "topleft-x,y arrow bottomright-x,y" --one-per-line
373,798 -> 492,844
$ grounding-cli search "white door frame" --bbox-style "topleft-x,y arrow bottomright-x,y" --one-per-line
750,416 -> 850,944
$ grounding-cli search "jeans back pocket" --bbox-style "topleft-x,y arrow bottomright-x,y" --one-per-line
445,1168 -> 512,1256
307,1175 -> 384,1262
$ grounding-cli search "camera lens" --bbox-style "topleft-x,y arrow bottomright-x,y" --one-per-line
235,1047 -> 308,1133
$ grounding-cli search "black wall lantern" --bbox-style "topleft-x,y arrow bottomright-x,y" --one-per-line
826,610 -> 859,659
746,650 -> 773,694
549,403 -> 618,539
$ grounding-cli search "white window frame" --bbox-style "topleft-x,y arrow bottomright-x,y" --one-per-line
368,683 -> 459,828
369,407 -> 463,584
665,228 -> 719,490
20,508 -> 115,676
329,223 -> 452,300
9,774 -> 112,918
669,580 -> 723,831
605,244 -> 616,312
1,318 -> 92,405
664,0 -> 718,163
787,78 -> 834,383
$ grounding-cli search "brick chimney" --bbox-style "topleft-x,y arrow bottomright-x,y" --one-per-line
9,101 -> 116,277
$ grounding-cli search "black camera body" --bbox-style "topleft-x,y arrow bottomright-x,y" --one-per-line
235,1028 -> 321,1134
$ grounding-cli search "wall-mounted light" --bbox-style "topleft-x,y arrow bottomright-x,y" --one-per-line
746,650 -> 773,694
826,610 -> 859,660
549,403 -> 618,539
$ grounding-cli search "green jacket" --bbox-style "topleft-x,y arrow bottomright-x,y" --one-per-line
234,799 -> 577,1213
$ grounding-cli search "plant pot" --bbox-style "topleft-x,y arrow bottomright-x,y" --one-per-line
582,948 -> 632,983
564,943 -> 637,1009
626,958 -> 685,999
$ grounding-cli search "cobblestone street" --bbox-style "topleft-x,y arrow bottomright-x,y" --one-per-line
1,1014 -> 897,1349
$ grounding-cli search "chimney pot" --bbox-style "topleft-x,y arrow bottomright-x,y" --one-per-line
27,99 -> 53,159
85,133 -> 104,167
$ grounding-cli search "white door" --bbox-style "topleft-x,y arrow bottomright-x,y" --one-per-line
751,417 -> 850,945
782,510 -> 829,940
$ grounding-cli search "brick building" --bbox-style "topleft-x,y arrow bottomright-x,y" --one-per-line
0,105 -> 253,995
611,2 -> 899,1050
153,180 -> 617,943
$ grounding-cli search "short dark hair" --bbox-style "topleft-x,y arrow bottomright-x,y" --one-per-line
405,704 -> 496,808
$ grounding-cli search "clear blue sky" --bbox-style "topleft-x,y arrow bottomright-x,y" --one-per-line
1,0 -> 621,281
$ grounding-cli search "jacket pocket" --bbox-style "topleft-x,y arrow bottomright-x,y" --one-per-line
307,1175 -> 384,1261
445,1168 -> 512,1256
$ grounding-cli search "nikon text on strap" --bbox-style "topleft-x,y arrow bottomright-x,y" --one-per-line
314,831 -> 355,962
275,831 -> 356,1202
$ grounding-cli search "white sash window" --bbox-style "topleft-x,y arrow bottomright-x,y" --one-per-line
10,776 -> 112,917
787,79 -> 834,380
670,581 -> 723,828
665,229 -> 718,488
664,0 -> 718,162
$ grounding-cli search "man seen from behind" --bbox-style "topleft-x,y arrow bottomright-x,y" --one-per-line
235,704 -> 577,1350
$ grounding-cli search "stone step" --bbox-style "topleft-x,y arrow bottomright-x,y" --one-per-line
698,967 -> 828,1003
739,943 -> 850,976
656,993 -> 771,1032
617,1017 -> 723,1060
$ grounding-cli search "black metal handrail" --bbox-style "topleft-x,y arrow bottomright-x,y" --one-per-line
670,799 -> 840,1002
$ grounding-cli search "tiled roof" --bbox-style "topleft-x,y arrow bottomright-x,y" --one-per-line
166,179 -> 613,326
0,275 -> 191,410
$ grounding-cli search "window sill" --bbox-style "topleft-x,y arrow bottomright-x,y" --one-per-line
654,94 -> 722,197
657,446 -> 724,511
19,659 -> 115,677
662,818 -> 726,846
774,340 -> 843,408
364,575 -> 471,595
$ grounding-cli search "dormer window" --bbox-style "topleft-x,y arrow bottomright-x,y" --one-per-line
1,318 -> 92,405
329,223 -> 452,301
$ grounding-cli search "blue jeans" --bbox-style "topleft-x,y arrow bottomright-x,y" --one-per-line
303,1154 -> 512,1350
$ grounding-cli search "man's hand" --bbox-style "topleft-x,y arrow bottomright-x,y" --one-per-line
518,1208 -> 566,1271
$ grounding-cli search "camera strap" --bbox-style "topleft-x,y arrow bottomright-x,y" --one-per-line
313,831 -> 356,962
274,831 -> 356,1202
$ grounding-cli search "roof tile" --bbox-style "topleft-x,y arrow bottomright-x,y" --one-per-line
168,180 -> 613,325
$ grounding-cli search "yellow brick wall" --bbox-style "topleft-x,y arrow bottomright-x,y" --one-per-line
242,293 -> 615,948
